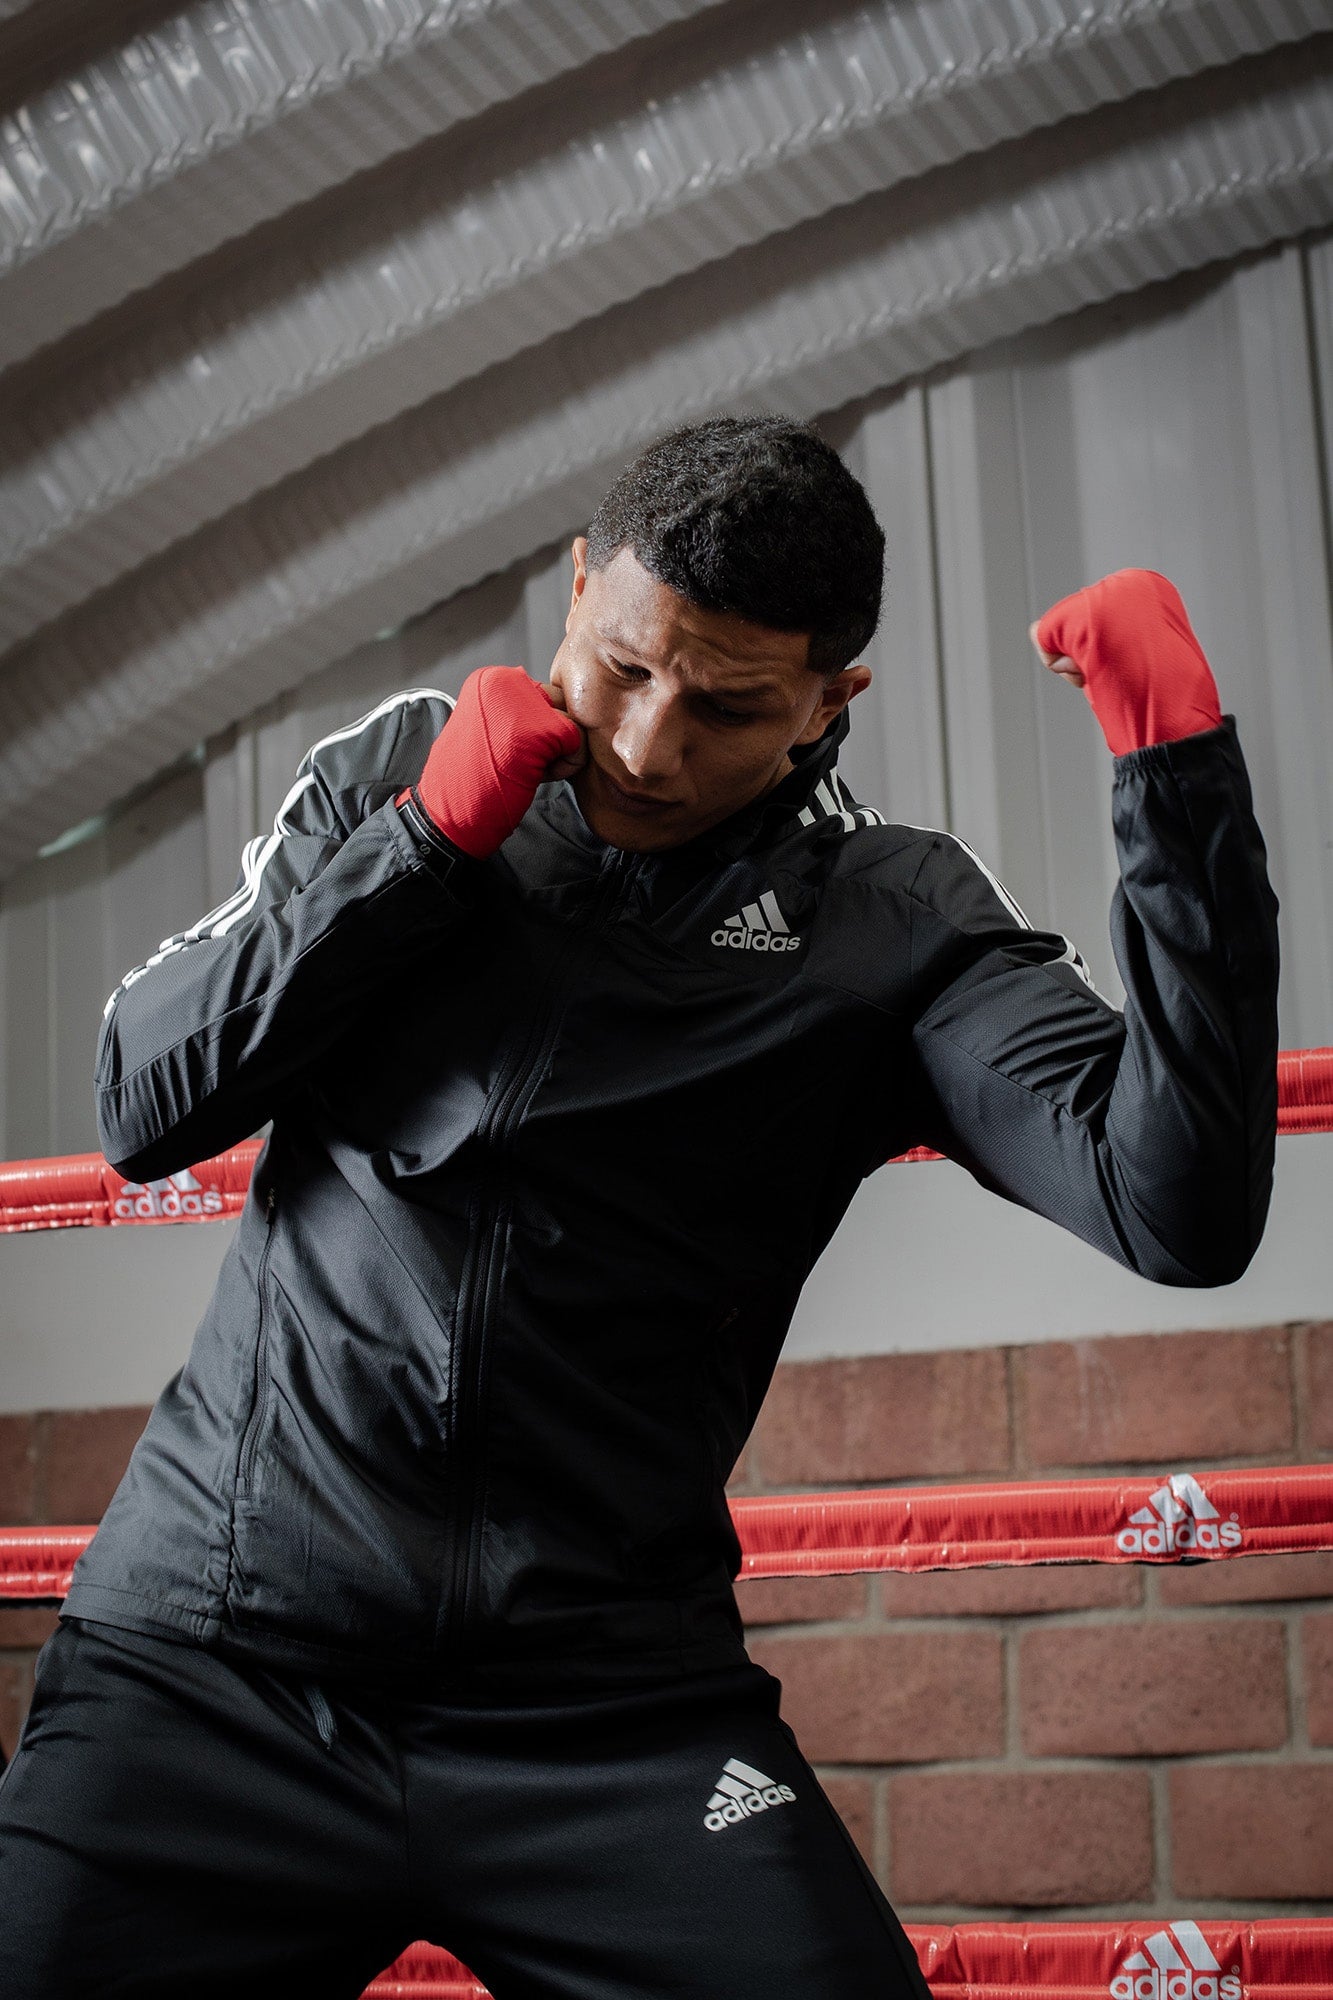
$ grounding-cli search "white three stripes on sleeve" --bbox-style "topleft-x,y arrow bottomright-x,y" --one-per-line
102,688 -> 454,1020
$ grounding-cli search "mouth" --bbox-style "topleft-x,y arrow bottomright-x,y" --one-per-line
594,766 -> 681,816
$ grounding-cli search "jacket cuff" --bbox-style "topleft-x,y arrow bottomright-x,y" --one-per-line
393,788 -> 478,895
1111,714 -> 1238,782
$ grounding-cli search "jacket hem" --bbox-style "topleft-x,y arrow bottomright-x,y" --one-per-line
60,1585 -> 750,1690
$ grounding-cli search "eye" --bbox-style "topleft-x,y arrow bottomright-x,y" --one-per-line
708,699 -> 750,725
607,657 -> 648,683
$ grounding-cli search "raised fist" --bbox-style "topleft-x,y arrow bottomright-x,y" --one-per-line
400,666 -> 585,859
1031,569 -> 1222,756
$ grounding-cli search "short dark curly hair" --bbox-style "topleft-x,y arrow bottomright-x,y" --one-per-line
584,415 -> 885,677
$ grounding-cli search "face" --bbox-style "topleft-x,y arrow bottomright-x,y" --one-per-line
548,539 -> 871,852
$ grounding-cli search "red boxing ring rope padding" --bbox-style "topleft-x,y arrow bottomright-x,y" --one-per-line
0,1141 -> 259,1232
1,1048 -> 1329,1232
361,1923 -> 1333,1996
5,1467 -> 1333,1600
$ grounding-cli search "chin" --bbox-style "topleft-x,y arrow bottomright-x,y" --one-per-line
590,811 -> 690,854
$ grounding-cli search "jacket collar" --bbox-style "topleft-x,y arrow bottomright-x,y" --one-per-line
543,706 -> 854,866
707,705 -> 852,860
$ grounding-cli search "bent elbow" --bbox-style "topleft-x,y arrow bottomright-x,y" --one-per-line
1133,1225 -> 1264,1290
1191,1237 -> 1263,1289
95,1075 -> 169,1184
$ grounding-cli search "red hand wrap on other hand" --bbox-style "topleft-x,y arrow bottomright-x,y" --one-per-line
397,665 -> 584,859
1036,568 -> 1222,756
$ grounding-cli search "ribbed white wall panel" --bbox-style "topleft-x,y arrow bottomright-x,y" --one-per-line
2,48 -> 1330,878
2,0 -> 1321,643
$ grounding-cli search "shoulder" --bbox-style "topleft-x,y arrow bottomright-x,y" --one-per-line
813,811 -> 1011,925
281,687 -> 456,837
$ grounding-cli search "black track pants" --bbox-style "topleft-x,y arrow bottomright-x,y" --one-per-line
0,1618 -> 930,1999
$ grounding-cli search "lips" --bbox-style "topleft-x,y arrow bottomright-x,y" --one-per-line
596,767 -> 679,813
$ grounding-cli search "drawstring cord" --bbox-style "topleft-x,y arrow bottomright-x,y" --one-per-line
302,1679 -> 338,1751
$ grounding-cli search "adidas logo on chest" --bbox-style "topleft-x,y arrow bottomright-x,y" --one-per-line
703,1756 -> 796,1831
711,889 -> 801,954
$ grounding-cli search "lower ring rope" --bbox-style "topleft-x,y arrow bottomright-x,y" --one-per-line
4,1468 -> 1331,1996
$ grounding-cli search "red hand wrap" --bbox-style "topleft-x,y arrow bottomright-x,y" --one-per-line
1036,568 -> 1222,756
398,665 -> 584,859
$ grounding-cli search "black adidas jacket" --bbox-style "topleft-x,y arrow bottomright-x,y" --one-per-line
66,691 -> 1280,1684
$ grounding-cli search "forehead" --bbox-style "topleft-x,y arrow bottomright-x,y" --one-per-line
585,546 -> 810,684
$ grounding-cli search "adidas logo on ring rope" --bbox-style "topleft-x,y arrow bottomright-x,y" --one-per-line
711,890 -> 801,953
113,1167 -> 224,1222
1109,1919 -> 1240,1999
1115,1473 -> 1243,1557
704,1756 -> 796,1831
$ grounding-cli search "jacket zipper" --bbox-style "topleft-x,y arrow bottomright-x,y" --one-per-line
238,1183 -> 277,1491
442,848 -> 641,1655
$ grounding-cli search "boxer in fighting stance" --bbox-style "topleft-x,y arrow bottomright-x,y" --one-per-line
0,417 -> 1278,1996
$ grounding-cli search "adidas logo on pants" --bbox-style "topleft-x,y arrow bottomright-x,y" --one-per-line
704,1756 -> 796,1831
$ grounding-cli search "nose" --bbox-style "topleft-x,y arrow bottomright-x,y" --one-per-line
612,687 -> 685,784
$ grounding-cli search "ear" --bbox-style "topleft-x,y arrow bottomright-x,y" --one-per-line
793,663 -> 873,745
565,536 -> 589,631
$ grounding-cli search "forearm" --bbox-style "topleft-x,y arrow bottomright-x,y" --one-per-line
909,723 -> 1279,1285
1100,716 -> 1279,1281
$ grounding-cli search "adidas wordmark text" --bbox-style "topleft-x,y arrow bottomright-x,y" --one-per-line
1109,1920 -> 1241,1999
1115,1474 -> 1243,1557
704,1756 -> 796,1832
712,890 -> 801,953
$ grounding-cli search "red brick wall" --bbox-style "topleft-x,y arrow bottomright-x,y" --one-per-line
0,1404 -> 153,1757
2,1320 -> 1331,1918
735,1321 -> 1333,1918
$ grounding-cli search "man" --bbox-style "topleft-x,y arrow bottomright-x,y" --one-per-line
0,416 -> 1279,1996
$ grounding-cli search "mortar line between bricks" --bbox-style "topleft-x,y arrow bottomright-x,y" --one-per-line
742,1450 -> 1333,1493
823,1754 -> 1186,1776
1292,1320 -> 1311,1462
1005,1344 -> 1023,1475
821,1748 -> 1333,1779
1151,1762 -> 1172,1907
1003,1627 -> 1021,1765
1142,1745 -> 1333,1767
1286,1604 -> 1309,1754
30,1409 -> 50,1525
896,1897 -> 1333,1922
744,1598 -> 1333,1643
1120,1598 -> 1333,1622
